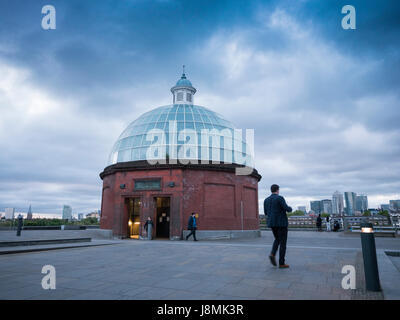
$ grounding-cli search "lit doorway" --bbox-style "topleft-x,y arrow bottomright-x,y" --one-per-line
155,197 -> 170,239
127,198 -> 141,239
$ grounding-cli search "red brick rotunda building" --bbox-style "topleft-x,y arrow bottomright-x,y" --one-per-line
100,72 -> 262,240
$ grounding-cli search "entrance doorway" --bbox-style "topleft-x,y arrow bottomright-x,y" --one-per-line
127,198 -> 141,239
155,197 -> 170,239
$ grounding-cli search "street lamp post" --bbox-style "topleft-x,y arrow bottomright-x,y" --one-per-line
360,222 -> 381,291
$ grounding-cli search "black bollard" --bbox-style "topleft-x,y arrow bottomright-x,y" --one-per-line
360,222 -> 381,291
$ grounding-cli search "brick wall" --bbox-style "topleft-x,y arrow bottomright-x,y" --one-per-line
100,165 -> 260,238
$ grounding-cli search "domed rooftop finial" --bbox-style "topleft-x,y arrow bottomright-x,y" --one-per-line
182,65 -> 186,79
171,66 -> 196,104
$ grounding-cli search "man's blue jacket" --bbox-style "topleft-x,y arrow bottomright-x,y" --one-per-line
263,194 -> 293,228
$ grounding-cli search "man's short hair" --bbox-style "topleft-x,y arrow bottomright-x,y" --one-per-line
271,184 -> 279,193
191,212 -> 196,216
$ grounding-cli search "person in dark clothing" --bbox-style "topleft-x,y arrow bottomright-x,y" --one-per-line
263,184 -> 292,268
333,220 -> 340,232
143,217 -> 154,240
16,214 -> 23,237
316,214 -> 322,231
186,212 -> 198,241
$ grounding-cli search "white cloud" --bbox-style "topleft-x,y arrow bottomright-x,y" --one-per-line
0,62 -> 61,119
0,60 -> 125,212
0,6 -> 399,214
195,9 -> 400,211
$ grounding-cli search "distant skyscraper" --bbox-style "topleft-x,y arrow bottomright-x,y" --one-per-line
310,201 -> 322,214
344,192 -> 357,216
78,213 -> 84,221
297,206 -> 307,213
380,204 -> 390,211
389,200 -> 400,211
62,205 -> 72,221
5,208 -> 15,220
321,199 -> 333,214
27,205 -> 33,220
332,191 -> 344,215
356,195 -> 368,213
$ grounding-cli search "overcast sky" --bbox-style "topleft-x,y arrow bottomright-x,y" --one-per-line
0,0 -> 399,214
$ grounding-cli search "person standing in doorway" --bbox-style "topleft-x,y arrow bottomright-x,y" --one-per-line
186,212 -> 198,241
264,184 -> 292,268
144,217 -> 154,240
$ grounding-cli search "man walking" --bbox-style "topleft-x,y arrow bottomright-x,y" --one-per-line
186,212 -> 198,241
264,184 -> 292,268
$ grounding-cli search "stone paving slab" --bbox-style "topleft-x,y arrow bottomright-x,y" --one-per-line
0,231 -> 398,300
388,256 -> 400,272
377,250 -> 400,299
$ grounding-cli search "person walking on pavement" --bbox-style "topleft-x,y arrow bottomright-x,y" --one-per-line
264,184 -> 292,268
186,212 -> 198,241
143,216 -> 154,240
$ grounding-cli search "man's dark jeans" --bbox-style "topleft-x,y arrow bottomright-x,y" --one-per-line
186,228 -> 197,240
271,227 -> 288,265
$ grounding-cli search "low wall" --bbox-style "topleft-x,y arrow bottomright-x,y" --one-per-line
81,229 -> 113,239
0,229 -> 113,241
0,225 -> 100,231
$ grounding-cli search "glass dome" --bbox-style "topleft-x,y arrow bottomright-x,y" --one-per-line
108,104 -> 254,167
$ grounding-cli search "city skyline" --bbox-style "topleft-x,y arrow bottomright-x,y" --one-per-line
2,190 -> 398,216
2,194 -> 398,218
0,208 -> 100,219
302,191 -> 398,214
1,1 -> 400,213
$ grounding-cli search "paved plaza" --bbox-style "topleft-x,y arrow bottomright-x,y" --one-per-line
0,230 -> 399,300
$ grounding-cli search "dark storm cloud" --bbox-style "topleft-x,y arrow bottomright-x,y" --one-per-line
0,0 -> 399,213
0,0 -> 257,115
